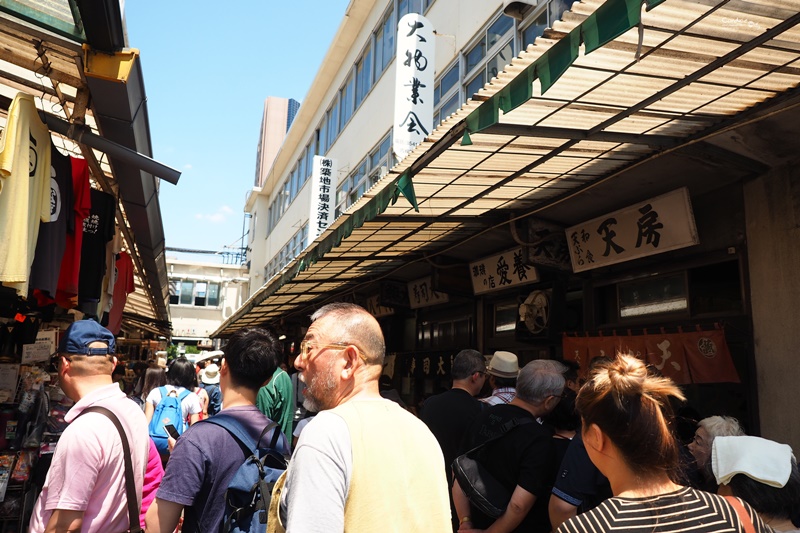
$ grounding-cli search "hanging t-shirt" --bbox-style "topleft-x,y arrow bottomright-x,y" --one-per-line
78,189 -> 116,304
55,157 -> 91,309
104,252 -> 134,335
0,92 -> 52,296
29,142 -> 75,298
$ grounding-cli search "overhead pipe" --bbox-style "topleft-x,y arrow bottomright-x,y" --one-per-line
41,112 -> 181,185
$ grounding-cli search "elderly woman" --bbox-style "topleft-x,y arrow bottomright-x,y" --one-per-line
557,354 -> 772,533
713,435 -> 800,532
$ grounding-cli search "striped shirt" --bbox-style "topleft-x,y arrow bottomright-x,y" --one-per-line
557,487 -> 771,533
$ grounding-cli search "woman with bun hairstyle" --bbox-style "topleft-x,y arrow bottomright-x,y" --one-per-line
557,354 -> 771,533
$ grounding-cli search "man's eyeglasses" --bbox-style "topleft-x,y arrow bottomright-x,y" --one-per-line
298,340 -> 367,362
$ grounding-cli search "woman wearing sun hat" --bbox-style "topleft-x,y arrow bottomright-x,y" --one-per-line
200,363 -> 222,416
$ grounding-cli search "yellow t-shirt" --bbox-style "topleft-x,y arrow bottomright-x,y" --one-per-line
0,93 -> 52,295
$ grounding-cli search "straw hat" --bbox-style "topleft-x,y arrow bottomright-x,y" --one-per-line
486,351 -> 519,378
201,363 -> 220,385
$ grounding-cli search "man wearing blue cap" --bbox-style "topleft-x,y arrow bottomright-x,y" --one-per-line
29,320 -> 149,533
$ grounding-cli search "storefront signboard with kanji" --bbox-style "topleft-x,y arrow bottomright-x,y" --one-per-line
470,248 -> 539,295
309,156 -> 337,244
565,187 -> 698,273
407,276 -> 449,309
393,13 -> 434,160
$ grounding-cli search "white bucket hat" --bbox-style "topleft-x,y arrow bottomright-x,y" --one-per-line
201,363 -> 220,385
486,351 -> 519,378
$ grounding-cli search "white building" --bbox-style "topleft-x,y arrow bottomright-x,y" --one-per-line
224,0 -> 800,451
168,258 -> 249,345
244,0 -> 567,296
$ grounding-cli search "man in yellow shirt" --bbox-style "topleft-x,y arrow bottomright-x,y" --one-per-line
280,303 -> 451,532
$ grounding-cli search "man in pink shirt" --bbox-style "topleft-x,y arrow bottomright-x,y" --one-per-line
29,320 -> 149,533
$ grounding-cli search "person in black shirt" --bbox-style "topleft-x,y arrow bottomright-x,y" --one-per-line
421,349 -> 487,531
454,359 -> 566,533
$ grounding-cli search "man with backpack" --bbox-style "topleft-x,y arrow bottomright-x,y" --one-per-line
145,327 -> 289,533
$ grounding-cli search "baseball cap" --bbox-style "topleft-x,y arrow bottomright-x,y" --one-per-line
58,320 -> 116,355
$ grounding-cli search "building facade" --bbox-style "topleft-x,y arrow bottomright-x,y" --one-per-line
226,0 -> 800,452
168,258 -> 249,346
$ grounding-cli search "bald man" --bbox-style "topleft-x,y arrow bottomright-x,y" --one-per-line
280,303 -> 451,532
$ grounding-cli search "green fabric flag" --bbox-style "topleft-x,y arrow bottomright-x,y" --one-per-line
536,27 -> 581,94
396,172 -> 419,212
582,0 -> 642,54
498,65 -> 535,114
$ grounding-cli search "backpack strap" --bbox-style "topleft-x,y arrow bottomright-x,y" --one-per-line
205,414 -> 281,458
177,388 -> 191,402
78,406 -> 143,533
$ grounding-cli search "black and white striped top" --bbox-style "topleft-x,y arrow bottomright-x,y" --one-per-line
556,486 -> 771,533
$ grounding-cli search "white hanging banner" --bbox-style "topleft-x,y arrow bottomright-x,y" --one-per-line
308,156 -> 337,245
393,13 -> 435,161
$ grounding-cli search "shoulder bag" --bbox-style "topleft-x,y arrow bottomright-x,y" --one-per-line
451,417 -> 535,519
79,406 -> 143,533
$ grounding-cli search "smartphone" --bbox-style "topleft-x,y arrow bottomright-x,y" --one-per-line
163,424 -> 180,440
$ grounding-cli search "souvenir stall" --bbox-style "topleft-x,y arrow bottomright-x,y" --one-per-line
0,4 -> 177,529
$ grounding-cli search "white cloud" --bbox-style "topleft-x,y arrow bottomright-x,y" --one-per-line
183,164 -> 193,170
195,205 -> 235,224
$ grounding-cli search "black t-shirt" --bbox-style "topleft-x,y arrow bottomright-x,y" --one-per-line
29,143 -> 74,296
551,431 -> 612,512
421,388 -> 482,482
78,189 -> 116,302
464,403 -> 556,533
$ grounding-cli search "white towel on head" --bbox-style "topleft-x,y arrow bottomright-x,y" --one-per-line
712,435 -> 794,488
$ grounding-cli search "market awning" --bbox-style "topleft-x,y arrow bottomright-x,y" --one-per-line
214,0 -> 800,337
0,2 -> 179,336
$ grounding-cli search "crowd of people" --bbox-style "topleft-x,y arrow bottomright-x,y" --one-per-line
25,306 -> 800,532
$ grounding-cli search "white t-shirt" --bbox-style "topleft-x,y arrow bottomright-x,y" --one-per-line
145,385 -> 202,424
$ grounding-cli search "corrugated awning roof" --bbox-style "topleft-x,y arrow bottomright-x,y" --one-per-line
214,0 -> 800,337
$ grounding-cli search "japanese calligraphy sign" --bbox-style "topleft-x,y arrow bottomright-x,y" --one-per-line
565,187 -> 698,273
309,156 -> 337,243
562,327 -> 739,385
407,276 -> 449,309
470,247 -> 539,295
393,13 -> 434,161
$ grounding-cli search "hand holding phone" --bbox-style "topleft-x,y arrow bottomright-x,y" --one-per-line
164,424 -> 180,440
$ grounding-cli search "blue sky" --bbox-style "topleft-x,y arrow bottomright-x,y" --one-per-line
125,1 -> 350,263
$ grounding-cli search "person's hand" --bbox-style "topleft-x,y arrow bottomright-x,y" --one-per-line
167,435 -> 176,452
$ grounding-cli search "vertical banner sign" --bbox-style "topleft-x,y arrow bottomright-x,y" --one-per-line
309,155 -> 337,245
393,14 -> 435,161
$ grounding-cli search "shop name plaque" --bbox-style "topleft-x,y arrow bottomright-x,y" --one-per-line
565,187 -> 699,273
470,247 -> 539,295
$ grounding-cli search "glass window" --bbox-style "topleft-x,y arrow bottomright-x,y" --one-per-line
487,41 -> 513,80
440,93 -> 459,121
466,72 -> 485,98
375,24 -> 385,75
194,282 -> 208,306
290,167 -> 298,200
340,73 -> 354,129
494,302 -> 518,333
521,11 -> 548,48
618,273 -> 688,318
318,120 -> 327,155
168,281 -> 180,305
355,43 -> 373,107
549,0 -> 572,24
298,152 -> 306,187
487,16 -> 513,49
466,39 -> 486,73
305,142 -> 314,177
381,10 -> 394,72
326,101 -> 340,149
180,281 -> 193,305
